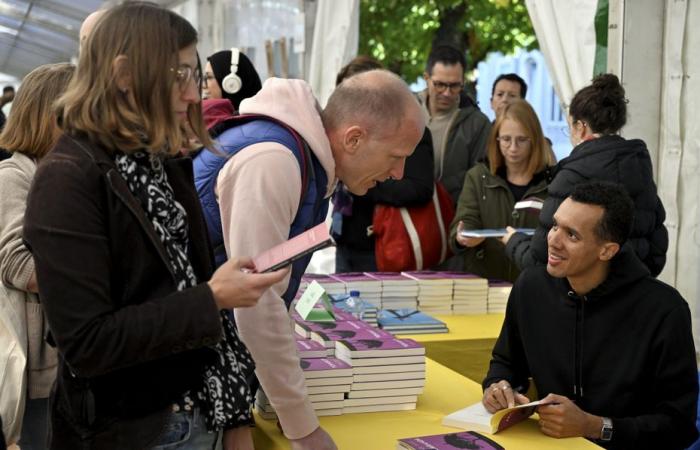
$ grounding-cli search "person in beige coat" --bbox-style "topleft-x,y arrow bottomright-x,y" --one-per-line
0,63 -> 75,448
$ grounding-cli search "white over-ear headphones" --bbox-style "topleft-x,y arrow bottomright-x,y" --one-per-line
221,47 -> 242,94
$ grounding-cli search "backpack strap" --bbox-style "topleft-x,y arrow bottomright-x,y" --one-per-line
210,115 -> 314,256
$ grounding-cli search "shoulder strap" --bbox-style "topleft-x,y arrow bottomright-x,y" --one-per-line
213,113 -> 311,204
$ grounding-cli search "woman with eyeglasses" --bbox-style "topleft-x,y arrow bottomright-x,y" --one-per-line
449,99 -> 553,282
503,73 -> 668,277
22,3 -> 287,449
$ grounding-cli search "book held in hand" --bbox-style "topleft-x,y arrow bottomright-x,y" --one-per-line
514,197 -> 544,211
442,399 -> 547,434
253,222 -> 334,273
459,228 -> 535,238
397,430 -> 504,450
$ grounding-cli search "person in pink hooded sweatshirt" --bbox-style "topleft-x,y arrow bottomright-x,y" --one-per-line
198,69 -> 424,449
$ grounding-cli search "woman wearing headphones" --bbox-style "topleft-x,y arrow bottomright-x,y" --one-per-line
203,48 -> 262,111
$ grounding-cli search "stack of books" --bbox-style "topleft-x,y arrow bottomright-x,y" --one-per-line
487,279 -> 512,313
255,357 -> 352,419
295,335 -> 328,358
330,272 -> 383,306
401,271 -> 454,315
440,271 -> 489,314
299,273 -> 346,296
335,337 -> 426,413
377,309 -> 448,334
329,293 -> 379,326
366,272 -> 419,310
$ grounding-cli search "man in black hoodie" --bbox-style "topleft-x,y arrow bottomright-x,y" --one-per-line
483,181 -> 698,450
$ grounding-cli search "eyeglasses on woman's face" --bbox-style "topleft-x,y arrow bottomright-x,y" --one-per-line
497,135 -> 531,148
172,65 -> 201,92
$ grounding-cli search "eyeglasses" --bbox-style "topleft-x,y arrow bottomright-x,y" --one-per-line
171,65 -> 201,91
430,79 -> 463,93
497,135 -> 531,148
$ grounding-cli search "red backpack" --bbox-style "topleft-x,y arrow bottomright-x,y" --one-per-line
372,182 -> 455,271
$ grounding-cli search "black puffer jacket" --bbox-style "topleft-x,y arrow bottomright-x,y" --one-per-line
506,135 -> 668,276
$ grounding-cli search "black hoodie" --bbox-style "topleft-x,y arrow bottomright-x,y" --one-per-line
484,248 -> 698,449
506,135 -> 668,277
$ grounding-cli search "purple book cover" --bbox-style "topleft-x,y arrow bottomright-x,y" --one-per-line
487,279 -> 513,288
330,272 -> 381,284
299,357 -> 351,372
437,271 -> 485,281
337,337 -> 422,352
398,431 -> 504,450
401,271 -> 451,281
313,325 -> 392,342
295,338 -> 325,352
365,272 -> 416,282
301,273 -> 338,282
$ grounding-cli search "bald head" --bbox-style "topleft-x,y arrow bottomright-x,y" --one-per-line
322,69 -> 424,138
79,10 -> 105,52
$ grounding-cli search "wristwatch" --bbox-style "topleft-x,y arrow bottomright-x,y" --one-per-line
600,417 -> 613,441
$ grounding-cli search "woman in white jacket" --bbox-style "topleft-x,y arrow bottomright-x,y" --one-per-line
0,63 -> 74,448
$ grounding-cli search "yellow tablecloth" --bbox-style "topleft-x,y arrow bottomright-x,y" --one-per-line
397,313 -> 505,342
251,358 -> 600,450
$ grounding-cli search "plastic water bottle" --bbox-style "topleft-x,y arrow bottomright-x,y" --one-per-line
347,290 -> 362,319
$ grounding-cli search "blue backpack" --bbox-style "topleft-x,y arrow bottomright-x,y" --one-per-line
194,115 -> 329,306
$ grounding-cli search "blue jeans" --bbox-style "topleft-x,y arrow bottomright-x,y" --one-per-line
152,407 -> 219,449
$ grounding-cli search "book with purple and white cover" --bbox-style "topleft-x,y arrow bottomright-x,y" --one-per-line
335,337 -> 425,358
365,272 -> 419,290
396,431 -> 504,450
401,271 -> 453,299
400,271 -> 453,285
299,357 -> 352,378
487,279 -> 512,313
295,338 -> 327,358
299,273 -> 346,295
330,272 -> 382,304
311,323 -> 393,348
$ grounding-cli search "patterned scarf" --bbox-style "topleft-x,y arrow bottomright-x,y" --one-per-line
114,151 -> 254,430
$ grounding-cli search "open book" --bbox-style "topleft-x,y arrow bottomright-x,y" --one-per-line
253,222 -> 335,273
442,400 -> 546,434
459,228 -> 535,238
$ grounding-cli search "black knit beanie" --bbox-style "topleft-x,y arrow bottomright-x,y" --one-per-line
207,49 -> 263,110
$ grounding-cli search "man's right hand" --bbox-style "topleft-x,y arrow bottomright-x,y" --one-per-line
208,257 -> 288,309
482,380 -> 530,413
289,426 -> 337,450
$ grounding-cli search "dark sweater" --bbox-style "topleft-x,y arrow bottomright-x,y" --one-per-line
484,248 -> 698,450
506,135 -> 668,276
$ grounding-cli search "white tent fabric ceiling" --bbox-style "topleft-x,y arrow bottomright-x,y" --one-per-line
0,0 -> 186,78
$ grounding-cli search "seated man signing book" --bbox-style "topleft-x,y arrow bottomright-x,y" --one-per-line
482,181 -> 698,449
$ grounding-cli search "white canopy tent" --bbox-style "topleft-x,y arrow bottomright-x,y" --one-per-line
527,0 -> 700,350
